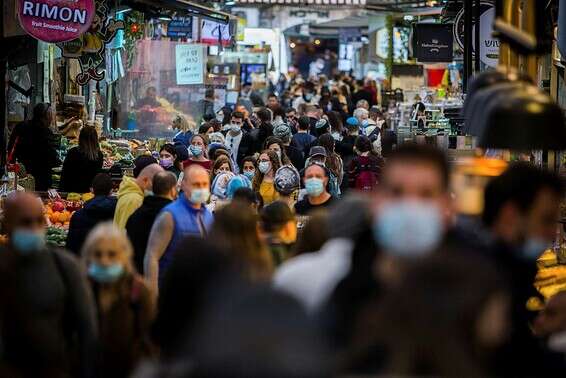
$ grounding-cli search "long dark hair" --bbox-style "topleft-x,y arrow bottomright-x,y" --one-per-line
252,150 -> 281,192
318,133 -> 341,179
78,126 -> 100,161
32,102 -> 53,129
263,136 -> 291,166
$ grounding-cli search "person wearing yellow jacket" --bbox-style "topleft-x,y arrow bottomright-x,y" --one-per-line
114,157 -> 163,229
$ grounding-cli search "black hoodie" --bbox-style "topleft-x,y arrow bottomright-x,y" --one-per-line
126,196 -> 172,273
66,196 -> 117,255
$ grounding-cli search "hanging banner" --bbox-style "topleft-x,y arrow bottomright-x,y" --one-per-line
18,0 -> 96,43
57,0 -> 123,85
200,19 -> 232,47
414,23 -> 454,63
167,17 -> 192,39
176,44 -> 206,85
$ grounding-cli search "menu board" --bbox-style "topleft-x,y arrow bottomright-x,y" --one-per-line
175,44 -> 205,85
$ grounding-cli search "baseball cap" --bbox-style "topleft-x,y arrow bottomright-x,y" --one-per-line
274,165 -> 300,196
133,155 -> 158,178
309,145 -> 327,158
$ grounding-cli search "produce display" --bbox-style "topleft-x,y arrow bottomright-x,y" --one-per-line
100,140 -> 136,169
46,226 -> 68,248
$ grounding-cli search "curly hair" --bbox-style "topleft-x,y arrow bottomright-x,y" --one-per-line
252,149 -> 281,192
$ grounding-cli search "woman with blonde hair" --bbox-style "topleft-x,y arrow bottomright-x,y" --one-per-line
172,113 -> 195,148
81,222 -> 155,377
210,201 -> 273,281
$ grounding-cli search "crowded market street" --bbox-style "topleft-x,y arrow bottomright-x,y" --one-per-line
0,0 -> 566,377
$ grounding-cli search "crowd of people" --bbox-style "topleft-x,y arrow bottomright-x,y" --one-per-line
1,74 -> 566,377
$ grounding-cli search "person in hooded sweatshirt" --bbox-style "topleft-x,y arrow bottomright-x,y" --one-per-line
126,171 -> 178,274
66,173 -> 117,255
113,157 -> 163,230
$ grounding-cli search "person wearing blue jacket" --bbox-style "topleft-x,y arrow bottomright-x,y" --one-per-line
144,164 -> 213,292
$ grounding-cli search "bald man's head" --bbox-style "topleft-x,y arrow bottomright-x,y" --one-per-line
182,164 -> 210,203
4,193 -> 47,251
136,163 -> 164,192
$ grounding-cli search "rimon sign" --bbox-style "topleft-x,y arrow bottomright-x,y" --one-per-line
18,0 -> 95,43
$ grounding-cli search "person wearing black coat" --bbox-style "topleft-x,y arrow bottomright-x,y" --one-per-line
8,103 -> 61,191
66,174 -> 116,255
60,149 -> 103,194
126,171 -> 177,273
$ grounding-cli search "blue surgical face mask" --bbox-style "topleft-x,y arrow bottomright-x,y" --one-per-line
305,177 -> 324,197
373,200 -> 443,257
190,145 -> 203,157
12,229 -> 46,254
243,170 -> 255,180
521,237 -> 551,261
88,262 -> 124,283
190,188 -> 210,204
304,93 -> 314,102
258,161 -> 271,174
361,119 -> 369,128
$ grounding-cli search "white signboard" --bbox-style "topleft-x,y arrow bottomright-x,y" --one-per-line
175,44 -> 205,85
473,8 -> 500,68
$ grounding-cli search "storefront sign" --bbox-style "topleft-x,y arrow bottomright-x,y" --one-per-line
57,0 -> 123,85
167,17 -> 192,38
200,19 -> 232,46
474,7 -> 499,67
176,44 -> 205,85
414,23 -> 453,63
18,0 -> 95,43
453,1 -> 499,67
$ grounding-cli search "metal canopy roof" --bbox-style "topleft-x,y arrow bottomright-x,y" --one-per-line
309,15 -> 369,36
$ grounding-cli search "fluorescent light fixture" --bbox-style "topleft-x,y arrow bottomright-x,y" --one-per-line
158,14 -> 172,21
115,6 -> 132,15
225,1 -> 236,5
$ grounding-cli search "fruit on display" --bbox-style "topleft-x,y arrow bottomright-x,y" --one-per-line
45,199 -> 83,228
82,193 -> 95,202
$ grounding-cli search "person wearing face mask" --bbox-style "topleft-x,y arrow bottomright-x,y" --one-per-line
145,164 -> 214,293
241,156 -> 257,182
317,145 -> 454,354
224,111 -> 254,170
126,172 -> 178,273
159,144 -> 181,178
260,201 -> 298,266
184,134 -> 212,172
353,108 -> 369,134
82,223 -> 155,377
113,157 -> 164,230
0,192 -> 97,378
295,162 -> 334,216
292,81 -> 318,110
481,163 -> 565,376
210,156 -> 234,185
253,150 -> 282,206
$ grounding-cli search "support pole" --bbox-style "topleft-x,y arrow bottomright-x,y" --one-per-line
474,0 -> 481,72
463,0 -> 473,92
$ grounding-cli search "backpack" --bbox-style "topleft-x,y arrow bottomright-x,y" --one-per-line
354,157 -> 380,192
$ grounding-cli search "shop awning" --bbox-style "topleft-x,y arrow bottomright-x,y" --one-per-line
309,16 -> 369,37
126,0 -> 235,23
235,0 -> 366,5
